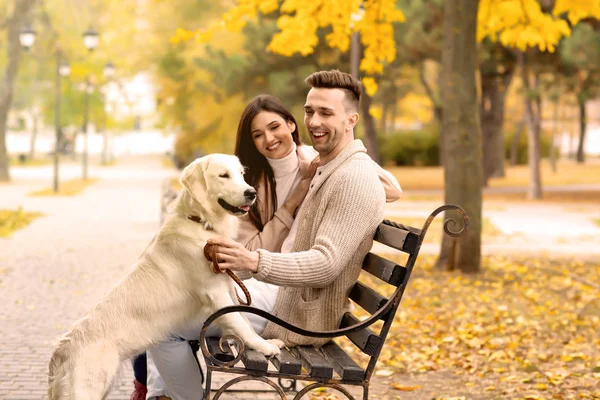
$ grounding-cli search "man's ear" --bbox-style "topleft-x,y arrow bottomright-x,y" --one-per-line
180,157 -> 208,203
347,112 -> 359,131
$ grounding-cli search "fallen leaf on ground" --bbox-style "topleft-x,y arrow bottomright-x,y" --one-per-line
391,383 -> 421,391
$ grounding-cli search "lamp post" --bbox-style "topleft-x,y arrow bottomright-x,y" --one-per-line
54,54 -> 71,192
102,62 -> 115,165
81,26 -> 99,180
18,24 -> 37,51
19,25 -> 37,161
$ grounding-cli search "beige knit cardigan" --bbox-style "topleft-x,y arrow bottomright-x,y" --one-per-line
251,140 -> 386,347
237,145 -> 401,253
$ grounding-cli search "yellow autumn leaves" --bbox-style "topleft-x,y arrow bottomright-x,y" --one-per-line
169,0 -> 600,97
344,256 -> 600,397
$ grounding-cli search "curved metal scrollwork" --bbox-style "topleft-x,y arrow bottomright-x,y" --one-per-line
278,377 -> 297,392
200,333 -> 244,368
420,204 -> 468,239
213,375 -> 287,400
293,382 -> 355,400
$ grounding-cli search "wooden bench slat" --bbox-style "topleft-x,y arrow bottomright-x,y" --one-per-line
271,348 -> 303,375
362,252 -> 407,287
294,347 -> 333,379
349,281 -> 389,318
320,341 -> 364,382
374,222 -> 420,254
241,349 -> 269,372
206,337 -> 235,363
340,313 -> 383,357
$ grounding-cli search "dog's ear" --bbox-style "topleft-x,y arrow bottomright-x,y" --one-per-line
181,157 -> 209,203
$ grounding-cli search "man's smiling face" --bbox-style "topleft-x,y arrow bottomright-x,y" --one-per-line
304,88 -> 356,164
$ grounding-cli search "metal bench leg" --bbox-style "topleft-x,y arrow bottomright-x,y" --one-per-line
204,369 -> 212,400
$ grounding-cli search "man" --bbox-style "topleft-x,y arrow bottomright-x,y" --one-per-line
147,70 -> 387,399
210,69 -> 386,346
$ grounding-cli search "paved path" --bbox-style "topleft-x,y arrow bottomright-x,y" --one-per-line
1,156 -> 599,400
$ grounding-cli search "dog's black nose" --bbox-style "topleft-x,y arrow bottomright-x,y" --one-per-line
244,188 -> 257,201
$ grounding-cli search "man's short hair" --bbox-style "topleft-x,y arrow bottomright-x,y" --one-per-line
305,70 -> 362,111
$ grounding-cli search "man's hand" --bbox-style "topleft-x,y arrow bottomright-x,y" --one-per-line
206,237 -> 259,273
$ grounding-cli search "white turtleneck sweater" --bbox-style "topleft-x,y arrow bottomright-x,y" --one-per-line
265,143 -> 302,212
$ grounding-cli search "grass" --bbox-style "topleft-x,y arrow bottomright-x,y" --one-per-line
170,177 -> 182,191
162,156 -> 175,169
387,159 -> 600,191
99,159 -> 118,167
0,207 -> 43,237
593,219 -> 600,228
28,178 -> 99,197
9,156 -> 52,167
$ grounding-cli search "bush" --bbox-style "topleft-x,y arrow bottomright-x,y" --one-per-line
504,127 -> 553,165
380,124 -> 441,166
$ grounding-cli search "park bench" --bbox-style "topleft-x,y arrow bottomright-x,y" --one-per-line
199,204 -> 468,400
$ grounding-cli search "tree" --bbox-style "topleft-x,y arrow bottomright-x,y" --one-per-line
436,0 -> 483,273
0,0 -> 36,182
173,0 -> 405,164
559,22 -> 600,163
479,41 -> 516,185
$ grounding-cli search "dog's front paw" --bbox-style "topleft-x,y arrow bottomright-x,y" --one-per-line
248,339 -> 281,357
266,339 -> 285,349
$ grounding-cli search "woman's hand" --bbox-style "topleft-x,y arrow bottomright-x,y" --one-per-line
207,237 -> 259,273
283,156 -> 320,215
302,156 -> 320,180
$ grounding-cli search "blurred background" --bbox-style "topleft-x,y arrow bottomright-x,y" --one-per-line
1,1 -> 599,398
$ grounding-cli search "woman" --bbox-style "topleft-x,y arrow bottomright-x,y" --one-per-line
136,94 -> 402,400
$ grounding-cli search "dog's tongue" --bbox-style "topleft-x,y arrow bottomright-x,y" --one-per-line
240,205 -> 250,212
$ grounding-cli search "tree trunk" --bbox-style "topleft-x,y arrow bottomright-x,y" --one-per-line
0,0 -> 36,181
549,99 -> 558,173
380,102 -> 388,135
576,98 -> 586,163
419,62 -> 444,164
388,101 -> 397,133
510,120 -> 524,165
360,91 -> 382,164
29,111 -> 38,159
436,0 -> 483,274
480,66 -> 514,186
518,52 -> 542,200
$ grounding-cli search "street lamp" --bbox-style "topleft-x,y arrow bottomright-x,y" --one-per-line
53,54 -> 70,192
82,26 -> 99,52
19,25 -> 37,51
80,26 -> 100,178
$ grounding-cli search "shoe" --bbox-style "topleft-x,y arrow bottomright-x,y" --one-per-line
130,379 -> 147,400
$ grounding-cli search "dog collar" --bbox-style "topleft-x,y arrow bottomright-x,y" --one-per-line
188,215 -> 212,229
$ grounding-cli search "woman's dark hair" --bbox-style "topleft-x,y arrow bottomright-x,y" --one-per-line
235,94 -> 301,230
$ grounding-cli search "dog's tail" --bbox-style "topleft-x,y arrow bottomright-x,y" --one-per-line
48,335 -> 72,400
48,333 -> 122,400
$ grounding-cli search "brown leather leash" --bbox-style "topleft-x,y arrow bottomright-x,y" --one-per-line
203,243 -> 252,306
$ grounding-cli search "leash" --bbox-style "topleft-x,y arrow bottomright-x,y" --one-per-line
203,243 -> 252,306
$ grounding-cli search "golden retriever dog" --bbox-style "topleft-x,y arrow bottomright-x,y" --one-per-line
48,154 -> 283,400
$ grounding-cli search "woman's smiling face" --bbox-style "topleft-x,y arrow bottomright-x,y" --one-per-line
250,111 -> 296,159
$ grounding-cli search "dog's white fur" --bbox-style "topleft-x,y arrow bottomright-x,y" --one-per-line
48,154 -> 283,400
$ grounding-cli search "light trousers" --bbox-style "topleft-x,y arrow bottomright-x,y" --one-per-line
146,279 -> 279,400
